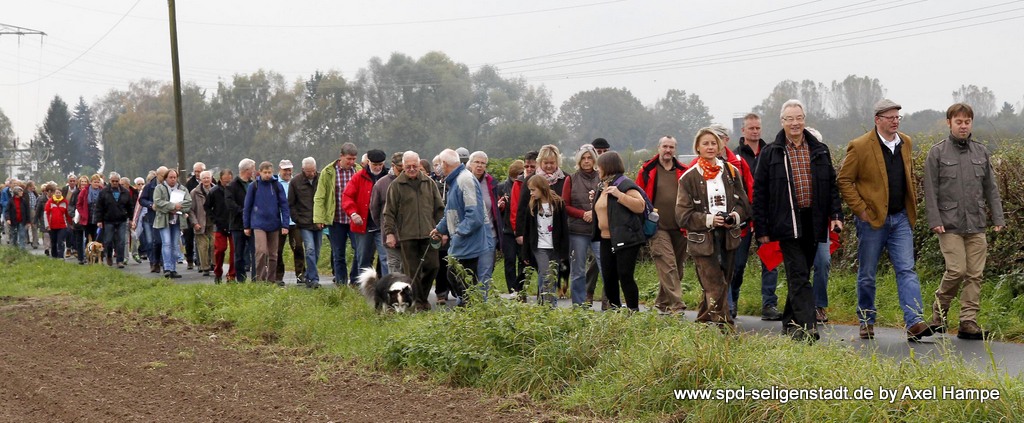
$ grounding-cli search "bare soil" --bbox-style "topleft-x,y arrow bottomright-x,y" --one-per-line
0,296 -> 551,423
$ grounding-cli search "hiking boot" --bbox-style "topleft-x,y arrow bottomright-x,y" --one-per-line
150,264 -> 160,273
859,324 -> 875,340
957,320 -> 989,340
907,322 -> 934,341
761,305 -> 782,321
106,256 -> 113,266
214,276 -> 222,284
815,307 -> 828,323
117,263 -> 125,269
166,271 -> 182,279
187,262 -> 194,270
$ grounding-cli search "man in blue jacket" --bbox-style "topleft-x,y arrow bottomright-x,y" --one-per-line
430,149 -> 487,305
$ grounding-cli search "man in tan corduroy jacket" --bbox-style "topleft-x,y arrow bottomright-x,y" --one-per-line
837,99 -> 933,342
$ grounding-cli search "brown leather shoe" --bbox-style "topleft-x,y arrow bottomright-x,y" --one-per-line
859,324 -> 874,339
957,320 -> 989,340
815,307 -> 828,323
907,322 -> 934,341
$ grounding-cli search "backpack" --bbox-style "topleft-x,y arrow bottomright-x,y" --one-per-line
612,175 -> 657,240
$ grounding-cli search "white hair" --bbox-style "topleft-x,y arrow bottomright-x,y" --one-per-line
199,170 -> 213,179
193,162 -> 206,171
468,151 -> 488,163
708,124 -> 731,140
301,157 -> 317,169
108,171 -> 121,180
438,149 -> 460,166
134,177 -> 144,185
238,158 -> 256,172
403,151 -> 420,163
780,99 -> 805,119
806,127 -> 823,143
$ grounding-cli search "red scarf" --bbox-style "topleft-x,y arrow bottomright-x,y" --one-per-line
698,158 -> 720,180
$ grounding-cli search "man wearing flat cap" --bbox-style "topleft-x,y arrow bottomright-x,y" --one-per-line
837,98 -> 933,342
342,149 -> 389,277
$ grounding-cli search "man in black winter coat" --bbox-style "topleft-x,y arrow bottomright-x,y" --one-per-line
96,172 -> 135,267
753,100 -> 843,342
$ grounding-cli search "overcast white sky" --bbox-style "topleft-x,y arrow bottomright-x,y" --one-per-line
2,0 -> 1023,145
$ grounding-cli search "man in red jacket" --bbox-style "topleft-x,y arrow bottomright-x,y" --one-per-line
636,136 -> 688,315
342,149 -> 389,277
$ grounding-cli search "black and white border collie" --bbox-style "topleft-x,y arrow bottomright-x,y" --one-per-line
357,267 -> 413,313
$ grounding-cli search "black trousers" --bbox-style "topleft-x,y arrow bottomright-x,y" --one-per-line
183,226 -> 195,265
779,208 -> 818,333
599,239 -> 641,310
500,232 -> 525,293
446,256 -> 480,304
400,239 -> 439,307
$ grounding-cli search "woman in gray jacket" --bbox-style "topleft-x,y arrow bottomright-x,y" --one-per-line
154,169 -> 192,279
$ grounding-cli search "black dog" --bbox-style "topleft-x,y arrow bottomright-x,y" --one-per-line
357,267 -> 413,313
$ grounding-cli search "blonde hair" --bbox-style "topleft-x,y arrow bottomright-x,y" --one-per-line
527,175 -> 563,216
536,144 -> 562,167
693,127 -> 725,155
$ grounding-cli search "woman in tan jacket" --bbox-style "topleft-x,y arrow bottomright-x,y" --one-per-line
676,128 -> 751,329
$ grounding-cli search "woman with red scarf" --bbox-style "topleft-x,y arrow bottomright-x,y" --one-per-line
675,128 -> 751,329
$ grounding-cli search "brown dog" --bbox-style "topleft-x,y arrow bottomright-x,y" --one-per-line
85,241 -> 105,264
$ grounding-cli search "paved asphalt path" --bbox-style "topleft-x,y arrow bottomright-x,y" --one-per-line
29,247 -> 1024,377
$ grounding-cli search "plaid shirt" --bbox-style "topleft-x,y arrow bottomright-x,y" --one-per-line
786,138 -> 812,208
334,162 -> 355,224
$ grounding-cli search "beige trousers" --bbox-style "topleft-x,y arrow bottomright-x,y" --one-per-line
649,229 -> 687,313
932,232 -> 987,323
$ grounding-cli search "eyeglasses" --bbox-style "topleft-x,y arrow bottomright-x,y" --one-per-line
782,116 -> 805,123
877,115 -> 903,122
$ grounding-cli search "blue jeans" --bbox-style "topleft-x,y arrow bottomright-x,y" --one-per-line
328,222 -> 357,284
9,222 -> 27,249
231,230 -> 254,282
855,211 -> 924,327
300,228 -> 322,283
373,230 -> 389,277
352,231 -> 374,280
569,234 -> 601,305
812,241 -> 831,308
532,248 -> 558,308
475,231 -> 496,301
159,223 -> 180,272
729,231 -> 780,313
143,219 -> 161,266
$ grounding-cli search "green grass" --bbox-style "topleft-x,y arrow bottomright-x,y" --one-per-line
5,246 -> 1023,421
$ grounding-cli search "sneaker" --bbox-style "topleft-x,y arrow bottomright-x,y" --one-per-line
815,307 -> 828,323
956,320 -> 989,340
907,322 -> 934,341
306,280 -> 320,289
859,324 -> 875,340
132,253 -> 142,264
117,263 -> 125,269
167,271 -> 182,279
202,271 -> 210,276
761,305 -> 782,321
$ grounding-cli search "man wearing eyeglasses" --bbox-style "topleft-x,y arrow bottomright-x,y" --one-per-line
753,99 -> 842,342
837,99 -> 932,342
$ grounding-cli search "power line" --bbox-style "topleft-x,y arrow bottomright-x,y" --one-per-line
0,0 -> 142,87
47,0 -> 625,28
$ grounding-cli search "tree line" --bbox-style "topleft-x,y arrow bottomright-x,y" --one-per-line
3,51 -> 1023,182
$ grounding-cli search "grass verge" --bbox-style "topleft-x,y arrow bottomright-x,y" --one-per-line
3,247 -> 1022,422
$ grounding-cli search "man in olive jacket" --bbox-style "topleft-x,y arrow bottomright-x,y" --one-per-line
923,103 -> 1005,340
382,151 -> 444,311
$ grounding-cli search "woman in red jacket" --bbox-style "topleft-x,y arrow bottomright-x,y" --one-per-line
45,186 -> 73,258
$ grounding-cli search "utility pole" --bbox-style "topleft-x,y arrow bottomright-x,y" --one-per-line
0,23 -> 46,37
166,0 -> 186,174
0,24 -> 46,179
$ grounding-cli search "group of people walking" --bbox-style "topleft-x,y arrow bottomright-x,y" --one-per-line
1,99 -> 1005,343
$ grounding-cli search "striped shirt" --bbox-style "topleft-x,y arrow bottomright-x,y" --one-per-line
334,163 -> 355,224
786,138 -> 812,208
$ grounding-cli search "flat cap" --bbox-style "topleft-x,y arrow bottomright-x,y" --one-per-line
874,99 -> 902,115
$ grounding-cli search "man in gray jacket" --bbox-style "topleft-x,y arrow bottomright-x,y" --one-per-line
923,102 -> 1005,340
